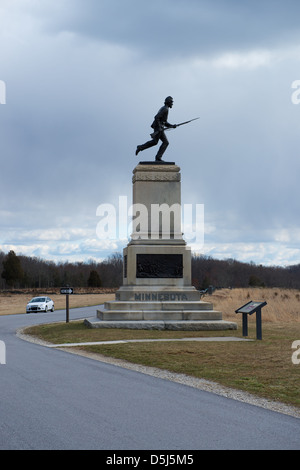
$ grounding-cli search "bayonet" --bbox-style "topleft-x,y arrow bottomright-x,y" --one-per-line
164,117 -> 200,131
175,117 -> 200,127
150,117 -> 200,138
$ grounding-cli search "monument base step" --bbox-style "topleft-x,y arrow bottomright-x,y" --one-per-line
84,318 -> 237,331
103,300 -> 214,311
97,308 -> 223,321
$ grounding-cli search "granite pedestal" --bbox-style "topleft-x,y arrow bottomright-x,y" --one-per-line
86,162 -> 237,331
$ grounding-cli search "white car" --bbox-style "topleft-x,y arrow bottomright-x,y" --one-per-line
26,296 -> 55,314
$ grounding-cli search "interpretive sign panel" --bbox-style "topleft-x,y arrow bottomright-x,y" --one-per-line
235,301 -> 267,315
235,300 -> 267,340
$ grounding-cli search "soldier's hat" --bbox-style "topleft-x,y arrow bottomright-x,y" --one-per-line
164,96 -> 173,105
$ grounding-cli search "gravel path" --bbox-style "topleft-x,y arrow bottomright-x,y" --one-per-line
17,328 -> 300,419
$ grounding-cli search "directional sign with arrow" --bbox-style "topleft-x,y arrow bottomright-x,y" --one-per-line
60,288 -> 74,295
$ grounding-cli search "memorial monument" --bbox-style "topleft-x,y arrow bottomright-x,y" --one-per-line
85,97 -> 237,330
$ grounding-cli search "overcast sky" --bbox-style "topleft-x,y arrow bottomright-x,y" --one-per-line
1,0 -> 300,267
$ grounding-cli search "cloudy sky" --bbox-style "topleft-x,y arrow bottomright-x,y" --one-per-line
1,0 -> 300,266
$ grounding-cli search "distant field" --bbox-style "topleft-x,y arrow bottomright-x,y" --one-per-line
0,288 -> 116,315
1,287 -> 300,321
210,287 -> 300,323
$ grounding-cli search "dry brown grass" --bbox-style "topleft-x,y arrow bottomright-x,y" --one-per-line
0,289 -> 115,315
209,287 -> 300,323
1,287 -> 300,323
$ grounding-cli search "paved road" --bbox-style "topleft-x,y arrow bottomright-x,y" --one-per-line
0,306 -> 299,450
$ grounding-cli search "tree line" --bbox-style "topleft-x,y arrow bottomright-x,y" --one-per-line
1,250 -> 300,290
192,255 -> 300,290
0,250 -> 123,289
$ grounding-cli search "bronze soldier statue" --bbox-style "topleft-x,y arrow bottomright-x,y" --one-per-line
135,96 -> 177,162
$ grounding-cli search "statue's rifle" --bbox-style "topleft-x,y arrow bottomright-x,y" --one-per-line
170,117 -> 200,130
150,117 -> 199,138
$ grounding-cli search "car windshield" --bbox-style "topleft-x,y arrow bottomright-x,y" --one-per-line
30,297 -> 46,303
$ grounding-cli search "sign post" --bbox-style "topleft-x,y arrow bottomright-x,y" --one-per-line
60,287 -> 74,323
235,300 -> 267,340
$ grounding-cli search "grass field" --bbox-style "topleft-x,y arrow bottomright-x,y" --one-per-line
210,287 -> 300,323
0,289 -> 115,315
22,287 -> 300,408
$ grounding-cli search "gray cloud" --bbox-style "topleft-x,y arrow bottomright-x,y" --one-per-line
1,0 -> 300,266
36,0 -> 300,58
